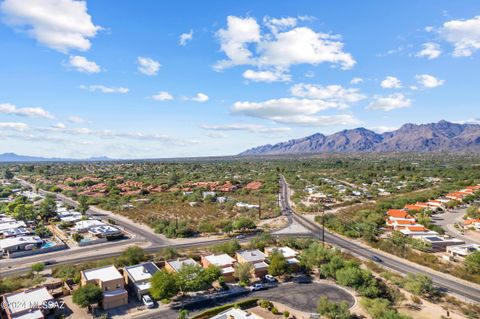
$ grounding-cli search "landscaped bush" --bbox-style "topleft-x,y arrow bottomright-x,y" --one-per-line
190,298 -> 258,319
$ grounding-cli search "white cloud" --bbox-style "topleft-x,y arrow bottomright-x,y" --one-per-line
67,115 -> 85,123
350,77 -> 363,84
424,26 -> 434,32
0,122 -> 29,131
415,74 -> 445,88
0,0 -> 101,53
214,15 -> 355,79
80,85 -> 128,94
367,93 -> 412,111
152,91 -> 173,101
263,16 -> 297,33
137,56 -> 161,76
0,103 -> 53,119
370,126 -> 399,133
416,42 -> 441,59
179,30 -> 193,46
51,122 -> 66,129
207,132 -> 228,139
67,55 -> 101,73
201,123 -> 290,133
242,69 -> 291,82
380,76 -> 402,89
289,83 -> 366,107
439,16 -> 480,57
231,97 -> 359,126
188,93 -> 209,103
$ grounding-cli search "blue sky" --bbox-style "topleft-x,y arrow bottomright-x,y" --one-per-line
0,0 -> 479,159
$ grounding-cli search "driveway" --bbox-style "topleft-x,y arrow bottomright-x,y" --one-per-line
433,208 -> 480,245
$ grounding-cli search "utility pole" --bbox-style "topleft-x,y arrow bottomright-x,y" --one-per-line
258,194 -> 261,219
321,210 -> 325,248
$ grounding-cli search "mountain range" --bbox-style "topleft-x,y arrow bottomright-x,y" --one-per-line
240,120 -> 480,156
0,153 -> 112,163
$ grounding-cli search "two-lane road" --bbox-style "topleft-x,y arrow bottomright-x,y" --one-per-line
279,175 -> 480,303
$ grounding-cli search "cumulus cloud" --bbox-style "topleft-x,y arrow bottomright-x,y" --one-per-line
201,123 -> 290,133
67,115 -> 85,123
416,42 -> 442,59
231,97 -> 359,126
80,85 -> 128,94
439,16 -> 480,57
137,56 -> 161,76
370,126 -> 399,133
152,91 -> 173,101
0,103 -> 53,119
415,74 -> 445,88
51,122 -> 66,129
0,0 -> 101,53
67,55 -> 101,73
214,15 -> 355,80
380,76 -> 402,89
350,77 -> 363,84
242,69 -> 291,82
179,30 -> 193,46
0,122 -> 29,131
367,93 -> 412,111
289,83 -> 366,108
188,93 -> 209,103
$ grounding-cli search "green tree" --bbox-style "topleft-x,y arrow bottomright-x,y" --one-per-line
72,284 -> 103,308
300,242 -> 334,270
178,309 -> 189,319
360,298 -> 411,319
150,269 -> 179,299
31,262 -> 45,274
212,239 -> 240,256
268,249 -> 289,276
39,195 -> 57,221
403,274 -> 436,298
464,251 -> 480,275
4,169 -> 14,180
234,262 -> 253,285
12,204 -> 35,221
78,196 -> 90,214
233,217 -> 256,230
317,296 -> 351,319
116,246 -> 146,266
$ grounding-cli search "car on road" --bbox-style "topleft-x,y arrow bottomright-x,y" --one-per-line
235,234 -> 246,239
142,295 -> 155,308
371,255 -> 382,263
264,274 -> 276,282
44,260 -> 56,265
248,283 -> 264,291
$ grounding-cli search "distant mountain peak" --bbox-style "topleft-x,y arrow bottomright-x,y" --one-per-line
240,120 -> 480,156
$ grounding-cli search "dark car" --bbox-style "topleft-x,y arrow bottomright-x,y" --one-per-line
371,255 -> 382,263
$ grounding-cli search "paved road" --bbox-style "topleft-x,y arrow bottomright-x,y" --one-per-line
279,175 -> 480,304
433,208 -> 480,245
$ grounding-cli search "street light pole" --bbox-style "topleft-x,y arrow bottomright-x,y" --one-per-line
322,210 -> 325,248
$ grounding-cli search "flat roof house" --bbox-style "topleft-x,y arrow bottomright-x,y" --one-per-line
88,225 -> 123,238
80,265 -> 128,310
265,246 -> 300,266
446,244 -> 480,261
0,235 -> 43,254
124,262 -> 160,300
210,307 -> 263,319
201,254 -> 236,282
165,258 -> 200,273
2,287 -> 54,319
72,219 -> 105,232
416,235 -> 465,252
236,249 -> 268,278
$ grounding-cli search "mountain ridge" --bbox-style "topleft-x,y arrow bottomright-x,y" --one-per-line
240,120 -> 480,155
0,153 -> 113,163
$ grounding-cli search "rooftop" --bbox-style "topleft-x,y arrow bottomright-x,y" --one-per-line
265,246 -> 298,258
210,307 -> 263,319
0,236 -> 42,250
236,249 -> 266,263
4,287 -> 53,315
204,254 -> 235,266
166,258 -> 199,272
82,265 -> 123,282
124,262 -> 160,283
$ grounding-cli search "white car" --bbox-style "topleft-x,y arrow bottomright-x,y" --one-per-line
264,274 -> 276,282
248,283 -> 264,291
142,295 -> 154,308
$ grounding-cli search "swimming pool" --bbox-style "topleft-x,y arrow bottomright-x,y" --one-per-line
41,242 -> 56,249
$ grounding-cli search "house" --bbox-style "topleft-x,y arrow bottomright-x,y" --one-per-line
124,262 -> 160,300
386,219 -> 417,230
0,221 -> 27,236
2,287 -> 54,319
0,236 -> 43,254
72,219 -> 105,232
446,244 -> 480,261
236,249 -> 268,278
203,191 -> 216,199
1,227 -> 32,238
416,235 -> 465,252
201,254 -> 236,282
80,265 -> 128,310
245,181 -> 263,191
404,204 -> 426,212
399,226 -> 438,237
88,225 -> 123,238
235,202 -> 260,209
463,219 -> 480,231
57,211 -> 83,223
265,246 -> 300,267
386,209 -> 413,220
165,258 -> 199,273
209,307 -> 263,319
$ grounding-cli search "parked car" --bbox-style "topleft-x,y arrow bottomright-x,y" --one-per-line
248,283 -> 264,291
142,295 -> 155,308
264,274 -> 276,282
371,255 -> 382,263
